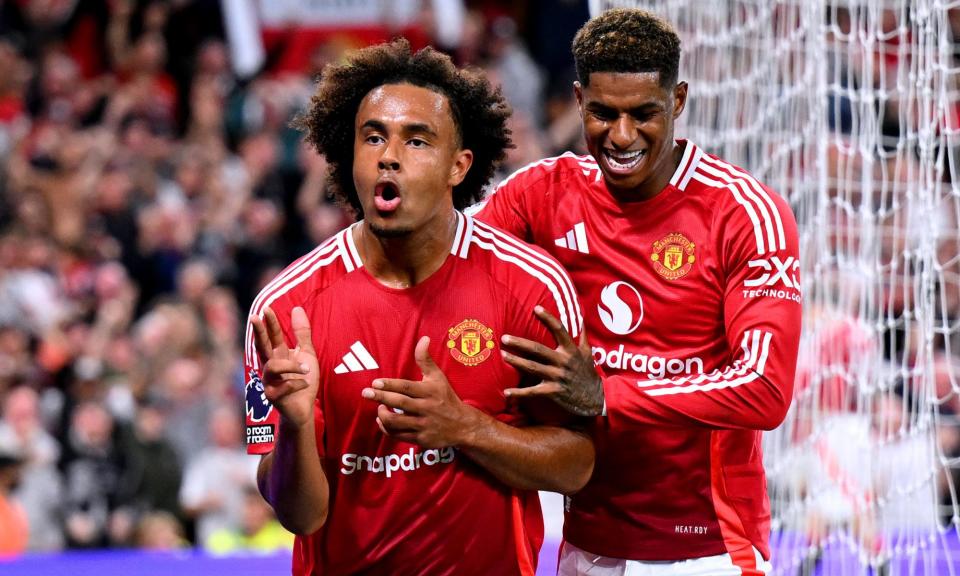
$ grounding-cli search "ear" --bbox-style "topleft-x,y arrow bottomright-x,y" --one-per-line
573,81 -> 584,118
448,148 -> 474,187
672,81 -> 688,119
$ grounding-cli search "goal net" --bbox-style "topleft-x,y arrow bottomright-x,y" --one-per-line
588,1 -> 960,574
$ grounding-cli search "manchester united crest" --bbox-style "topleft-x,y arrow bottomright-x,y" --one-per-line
447,319 -> 496,366
651,232 -> 696,280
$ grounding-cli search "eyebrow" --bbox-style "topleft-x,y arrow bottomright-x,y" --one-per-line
586,101 -> 663,114
360,119 -> 439,138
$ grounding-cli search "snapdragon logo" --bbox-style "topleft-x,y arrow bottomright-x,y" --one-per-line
592,344 -> 704,379
598,281 -> 643,335
341,447 -> 456,478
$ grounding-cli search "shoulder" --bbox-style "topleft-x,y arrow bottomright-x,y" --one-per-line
685,151 -> 796,246
247,225 -> 360,319
467,152 -> 597,225
462,214 -> 568,282
460,214 -> 582,336
687,151 -> 791,212
495,151 -> 598,192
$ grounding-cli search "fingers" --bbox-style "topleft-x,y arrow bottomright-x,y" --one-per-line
262,358 -> 310,379
376,405 -> 420,434
261,378 -> 310,404
503,382 -> 564,398
500,333 -> 563,364
413,336 -> 440,379
534,306 -> 574,348
290,307 -> 316,354
361,386 -> 416,413
249,315 -> 272,365
371,378 -> 425,399
263,307 -> 289,353
501,350 -> 565,381
578,327 -> 591,353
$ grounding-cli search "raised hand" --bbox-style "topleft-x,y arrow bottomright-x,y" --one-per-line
249,306 -> 320,427
501,306 -> 604,417
361,336 -> 481,449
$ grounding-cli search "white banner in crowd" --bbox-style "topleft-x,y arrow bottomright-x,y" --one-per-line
221,0 -> 464,76
254,0 -> 420,28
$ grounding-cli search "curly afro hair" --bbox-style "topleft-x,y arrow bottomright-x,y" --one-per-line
573,8 -> 681,88
294,38 -> 512,217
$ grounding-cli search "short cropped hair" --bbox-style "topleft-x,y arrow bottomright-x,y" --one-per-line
572,8 -> 681,88
294,38 -> 512,217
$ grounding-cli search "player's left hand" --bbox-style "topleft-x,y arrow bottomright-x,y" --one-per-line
501,306 -> 605,417
361,336 -> 482,449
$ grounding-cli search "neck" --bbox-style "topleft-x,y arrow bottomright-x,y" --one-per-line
354,211 -> 458,288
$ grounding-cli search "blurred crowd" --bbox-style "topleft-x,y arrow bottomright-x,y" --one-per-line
0,0 -> 591,557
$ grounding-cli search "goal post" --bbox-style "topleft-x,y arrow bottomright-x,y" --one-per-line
586,1 -> 960,574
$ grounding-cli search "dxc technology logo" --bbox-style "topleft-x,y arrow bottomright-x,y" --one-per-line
597,281 -> 643,335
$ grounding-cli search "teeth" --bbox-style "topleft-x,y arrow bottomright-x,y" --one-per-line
605,149 -> 645,169
609,150 -> 641,161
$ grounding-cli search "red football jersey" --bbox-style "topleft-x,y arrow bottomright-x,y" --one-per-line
474,140 -> 801,567
244,212 -> 583,575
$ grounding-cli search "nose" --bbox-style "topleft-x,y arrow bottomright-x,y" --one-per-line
378,138 -> 401,172
609,115 -> 636,150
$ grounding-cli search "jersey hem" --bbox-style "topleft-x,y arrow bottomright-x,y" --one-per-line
563,526 -> 728,561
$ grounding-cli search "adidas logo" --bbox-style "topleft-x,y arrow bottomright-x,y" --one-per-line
334,341 -> 379,374
554,222 -> 589,254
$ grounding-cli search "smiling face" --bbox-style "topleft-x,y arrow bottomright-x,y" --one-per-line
575,71 -> 687,200
353,83 -> 473,238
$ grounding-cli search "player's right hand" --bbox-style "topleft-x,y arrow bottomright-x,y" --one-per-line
501,306 -> 604,417
249,306 -> 320,428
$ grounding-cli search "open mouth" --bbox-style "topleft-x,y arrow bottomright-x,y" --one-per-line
374,181 -> 401,213
603,149 -> 646,173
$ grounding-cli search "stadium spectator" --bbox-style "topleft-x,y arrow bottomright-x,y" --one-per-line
128,399 -> 182,524
474,9 -> 801,575
0,426 -> 28,557
60,401 -> 139,548
157,356 -> 212,465
179,405 -> 257,549
133,510 -> 186,551
205,486 -> 292,555
0,386 -> 63,551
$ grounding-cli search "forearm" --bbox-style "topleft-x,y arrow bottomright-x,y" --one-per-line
604,366 -> 791,431
257,418 -> 329,534
457,407 -> 594,495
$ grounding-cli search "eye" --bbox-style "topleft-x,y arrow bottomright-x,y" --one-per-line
591,109 -> 616,122
365,134 -> 385,145
407,138 -> 428,148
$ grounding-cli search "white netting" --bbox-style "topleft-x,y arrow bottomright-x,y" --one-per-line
590,1 -> 960,574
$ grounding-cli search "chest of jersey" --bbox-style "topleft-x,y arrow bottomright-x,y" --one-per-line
534,182 -> 728,380
309,266 -> 526,458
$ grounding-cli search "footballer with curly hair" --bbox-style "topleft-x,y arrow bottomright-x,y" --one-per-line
244,39 -> 593,575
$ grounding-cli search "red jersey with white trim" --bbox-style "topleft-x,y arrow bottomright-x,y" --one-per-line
474,140 -> 801,565
243,212 -> 583,576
